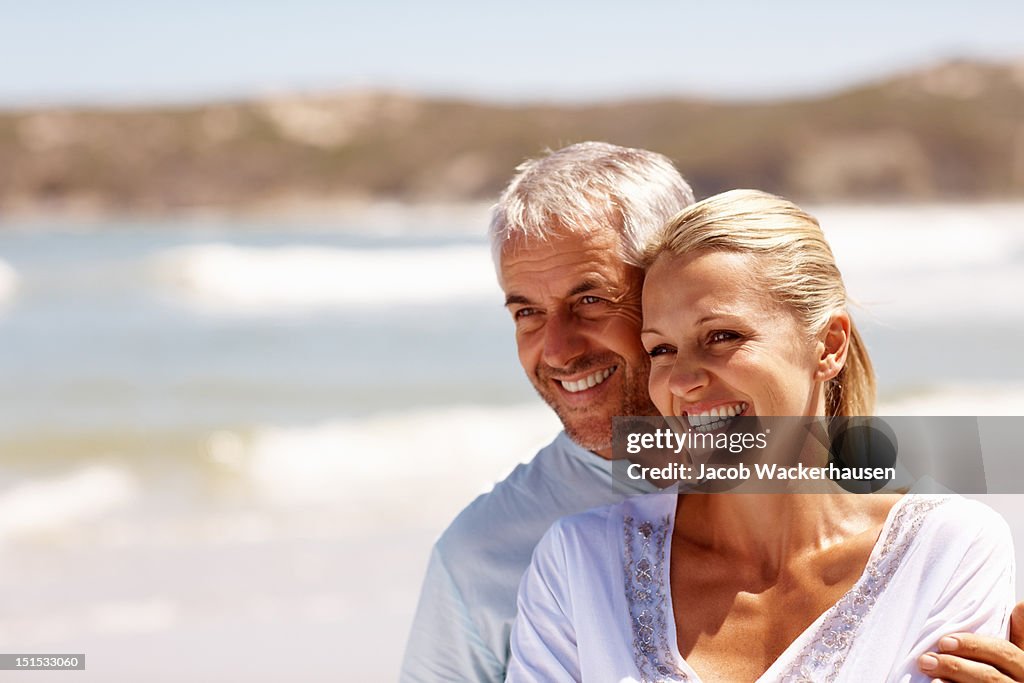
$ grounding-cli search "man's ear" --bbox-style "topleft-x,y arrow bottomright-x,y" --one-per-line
815,311 -> 851,381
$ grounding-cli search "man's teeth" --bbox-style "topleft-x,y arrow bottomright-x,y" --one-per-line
686,402 -> 748,431
559,367 -> 614,393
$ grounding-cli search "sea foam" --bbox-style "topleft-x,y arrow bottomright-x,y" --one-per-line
147,205 -> 1024,320
0,465 -> 137,543
878,383 -> 1024,415
241,404 -> 561,509
816,204 -> 1024,323
0,259 -> 17,305
151,243 -> 501,314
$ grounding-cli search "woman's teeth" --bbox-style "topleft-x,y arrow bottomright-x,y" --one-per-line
559,367 -> 615,393
686,402 -> 748,432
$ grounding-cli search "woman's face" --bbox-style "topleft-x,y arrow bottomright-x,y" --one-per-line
641,250 -> 828,423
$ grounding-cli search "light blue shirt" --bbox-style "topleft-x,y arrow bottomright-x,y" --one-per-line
399,431 -> 654,682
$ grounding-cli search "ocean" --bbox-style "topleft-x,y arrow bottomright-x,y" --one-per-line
1,203 -> 1023,681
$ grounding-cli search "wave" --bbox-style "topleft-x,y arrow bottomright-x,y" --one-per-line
150,243 -> 502,313
816,205 -> 1024,322
815,205 -> 1024,323
0,258 -> 17,305
1,387 -> 1020,542
817,204 -> 1024,271
0,404 -> 560,547
0,465 -> 137,544
878,383 -> 1024,416
242,403 -> 562,506
143,204 -> 1024,319
843,259 -> 1024,323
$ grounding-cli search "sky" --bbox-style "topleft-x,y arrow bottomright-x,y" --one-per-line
2,0 -> 1023,107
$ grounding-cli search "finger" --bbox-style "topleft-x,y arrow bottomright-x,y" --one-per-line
938,633 -> 1024,681
1010,602 -> 1024,650
918,652 -> 1011,683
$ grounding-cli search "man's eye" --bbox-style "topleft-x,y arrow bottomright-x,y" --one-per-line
648,345 -> 674,358
579,295 -> 603,305
708,331 -> 739,343
513,308 -> 537,320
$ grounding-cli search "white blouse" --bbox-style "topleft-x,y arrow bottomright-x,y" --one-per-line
508,494 -> 1014,683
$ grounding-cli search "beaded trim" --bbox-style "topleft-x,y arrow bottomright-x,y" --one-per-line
623,514 -> 690,682
776,495 -> 949,682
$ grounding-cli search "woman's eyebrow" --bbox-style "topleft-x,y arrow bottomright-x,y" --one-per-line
640,314 -> 735,335
695,310 -> 747,325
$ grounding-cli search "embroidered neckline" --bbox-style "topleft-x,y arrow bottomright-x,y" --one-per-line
624,512 -> 690,682
775,495 -> 948,682
622,495 -> 950,683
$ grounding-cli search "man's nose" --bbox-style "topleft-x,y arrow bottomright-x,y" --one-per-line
541,310 -> 588,369
668,354 -> 709,399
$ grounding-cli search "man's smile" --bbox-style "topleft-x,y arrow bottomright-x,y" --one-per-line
556,366 -> 617,394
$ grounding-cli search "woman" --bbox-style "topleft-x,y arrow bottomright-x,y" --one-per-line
506,190 -> 1014,682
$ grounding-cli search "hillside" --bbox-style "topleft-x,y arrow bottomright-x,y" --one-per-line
2,59 -> 1023,216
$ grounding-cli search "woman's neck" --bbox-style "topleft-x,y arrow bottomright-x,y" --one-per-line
675,493 -> 881,579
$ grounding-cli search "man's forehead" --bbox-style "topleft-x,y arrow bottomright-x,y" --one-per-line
499,228 -> 622,269
498,230 -> 641,301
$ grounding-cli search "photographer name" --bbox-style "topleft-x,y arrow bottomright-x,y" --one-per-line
627,462 -> 896,482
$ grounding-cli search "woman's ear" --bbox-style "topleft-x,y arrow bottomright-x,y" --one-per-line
816,311 -> 851,381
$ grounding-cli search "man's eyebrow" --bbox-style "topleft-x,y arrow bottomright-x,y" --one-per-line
567,278 -> 608,298
504,278 -> 609,307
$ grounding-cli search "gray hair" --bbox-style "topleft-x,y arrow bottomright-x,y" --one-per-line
489,141 -> 695,268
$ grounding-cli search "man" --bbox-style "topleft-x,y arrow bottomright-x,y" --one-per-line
400,141 -> 1024,682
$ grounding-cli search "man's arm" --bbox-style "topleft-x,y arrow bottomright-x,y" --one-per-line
918,602 -> 1024,682
400,546 -> 504,683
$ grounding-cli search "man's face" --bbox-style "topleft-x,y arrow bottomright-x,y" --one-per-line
499,229 -> 657,457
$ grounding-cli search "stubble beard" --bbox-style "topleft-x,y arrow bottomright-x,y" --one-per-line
534,354 -> 657,453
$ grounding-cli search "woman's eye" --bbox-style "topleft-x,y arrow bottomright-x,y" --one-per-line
708,330 -> 739,343
648,345 -> 674,358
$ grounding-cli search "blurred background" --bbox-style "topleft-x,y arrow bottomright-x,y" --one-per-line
1,1 -> 1023,680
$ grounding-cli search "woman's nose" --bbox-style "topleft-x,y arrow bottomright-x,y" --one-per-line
667,355 -> 709,398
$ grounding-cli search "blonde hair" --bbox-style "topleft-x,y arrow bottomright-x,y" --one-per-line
643,189 -> 875,417
489,141 -> 694,268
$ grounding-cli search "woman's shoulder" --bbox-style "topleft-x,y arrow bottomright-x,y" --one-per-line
538,492 -> 677,555
552,491 -> 675,530
890,494 -> 1012,556
905,494 -> 1009,532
